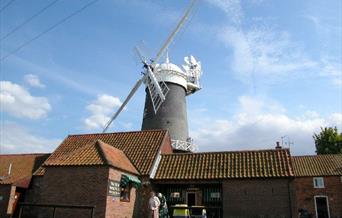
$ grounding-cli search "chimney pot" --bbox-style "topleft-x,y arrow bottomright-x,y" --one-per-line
276,141 -> 282,149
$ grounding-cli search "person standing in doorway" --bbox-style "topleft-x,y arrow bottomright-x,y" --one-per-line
149,191 -> 160,218
158,193 -> 169,218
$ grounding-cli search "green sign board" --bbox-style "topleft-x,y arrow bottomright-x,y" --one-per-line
108,180 -> 121,197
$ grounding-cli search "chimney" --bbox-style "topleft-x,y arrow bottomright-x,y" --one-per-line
275,141 -> 282,149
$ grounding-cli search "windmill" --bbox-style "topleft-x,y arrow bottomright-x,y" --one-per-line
103,0 -> 202,152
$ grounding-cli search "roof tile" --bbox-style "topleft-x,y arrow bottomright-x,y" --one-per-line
35,130 -> 167,176
155,149 -> 293,180
0,153 -> 49,184
292,154 -> 342,176
44,140 -> 138,175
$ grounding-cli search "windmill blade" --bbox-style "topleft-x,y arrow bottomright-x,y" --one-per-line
152,0 -> 198,66
102,78 -> 143,133
144,67 -> 169,113
184,56 -> 190,65
190,55 -> 197,65
134,46 -> 148,64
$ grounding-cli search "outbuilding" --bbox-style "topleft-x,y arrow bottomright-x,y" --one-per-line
292,154 -> 342,218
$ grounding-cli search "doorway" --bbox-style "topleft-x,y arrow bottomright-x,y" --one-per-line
186,192 -> 196,206
315,196 -> 330,218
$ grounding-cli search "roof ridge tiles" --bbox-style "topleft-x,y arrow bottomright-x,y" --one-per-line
0,153 -> 50,156
161,148 -> 290,156
68,129 -> 167,137
292,154 -> 342,158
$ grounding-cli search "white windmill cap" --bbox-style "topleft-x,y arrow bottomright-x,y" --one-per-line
155,56 -> 188,90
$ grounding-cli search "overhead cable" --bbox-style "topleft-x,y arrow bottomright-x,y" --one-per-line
0,0 -> 100,62
1,0 -> 60,41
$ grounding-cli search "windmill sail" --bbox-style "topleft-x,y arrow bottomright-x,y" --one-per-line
102,78 -> 143,133
144,68 -> 169,113
102,0 -> 198,133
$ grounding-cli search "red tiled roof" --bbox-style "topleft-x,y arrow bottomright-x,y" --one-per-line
35,130 -> 168,176
0,153 -> 49,185
155,149 -> 293,180
44,140 -> 138,175
292,154 -> 342,177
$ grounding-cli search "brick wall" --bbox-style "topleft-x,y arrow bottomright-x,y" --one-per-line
223,179 -> 292,218
160,134 -> 173,154
0,185 -> 12,218
37,166 -> 142,218
293,176 -> 342,218
105,168 -> 137,218
38,166 -> 109,218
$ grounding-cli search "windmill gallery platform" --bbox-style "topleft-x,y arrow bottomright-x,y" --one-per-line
1,130 -> 342,218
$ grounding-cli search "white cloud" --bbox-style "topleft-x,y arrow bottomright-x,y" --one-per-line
219,26 -> 317,84
24,74 -> 45,88
206,0 -> 243,24
84,94 -> 122,130
208,1 -> 341,88
0,81 -> 51,119
190,95 -> 342,155
320,58 -> 342,86
0,122 -> 61,153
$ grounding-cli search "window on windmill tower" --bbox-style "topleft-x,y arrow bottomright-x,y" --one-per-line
313,177 -> 325,188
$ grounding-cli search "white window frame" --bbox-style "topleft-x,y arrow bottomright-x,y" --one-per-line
313,177 -> 325,188
314,195 -> 330,218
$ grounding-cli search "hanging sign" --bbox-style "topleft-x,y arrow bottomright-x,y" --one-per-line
108,180 -> 121,197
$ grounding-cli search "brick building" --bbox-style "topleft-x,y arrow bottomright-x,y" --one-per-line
0,153 -> 49,218
23,130 -> 172,218
292,154 -> 342,218
1,130 -> 342,218
154,149 -> 294,218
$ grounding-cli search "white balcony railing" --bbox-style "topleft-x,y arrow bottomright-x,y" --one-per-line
171,139 -> 197,152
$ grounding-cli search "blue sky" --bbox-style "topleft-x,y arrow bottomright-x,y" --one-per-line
0,0 -> 341,155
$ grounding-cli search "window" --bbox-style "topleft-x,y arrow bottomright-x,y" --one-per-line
210,192 -> 220,199
170,192 -> 180,198
313,177 -> 324,188
120,185 -> 130,202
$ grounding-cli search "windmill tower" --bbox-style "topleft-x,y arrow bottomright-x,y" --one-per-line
103,0 -> 201,152
141,54 -> 201,151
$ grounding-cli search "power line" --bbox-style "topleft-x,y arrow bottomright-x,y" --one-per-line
0,0 -> 16,13
0,0 -> 100,62
1,0 -> 60,41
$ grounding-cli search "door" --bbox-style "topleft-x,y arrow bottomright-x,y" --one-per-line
315,196 -> 330,218
187,192 -> 196,206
